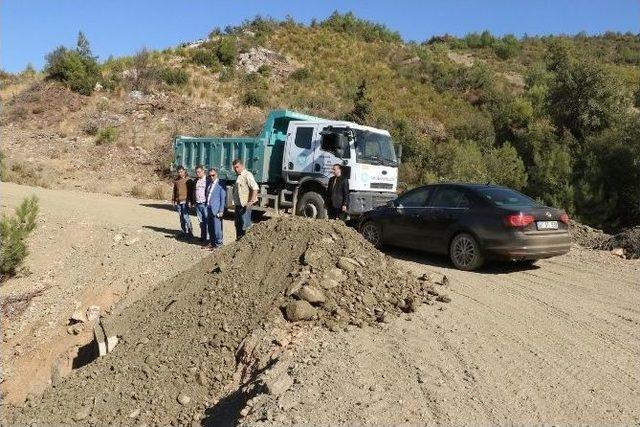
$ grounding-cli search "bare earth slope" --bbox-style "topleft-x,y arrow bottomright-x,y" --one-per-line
243,247 -> 640,425
0,182 -> 234,404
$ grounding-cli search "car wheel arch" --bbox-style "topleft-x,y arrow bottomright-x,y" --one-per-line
447,228 -> 483,255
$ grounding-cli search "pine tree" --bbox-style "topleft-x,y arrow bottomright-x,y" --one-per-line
346,79 -> 372,124
76,31 -> 94,59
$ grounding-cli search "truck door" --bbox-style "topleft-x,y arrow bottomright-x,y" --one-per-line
284,124 -> 316,177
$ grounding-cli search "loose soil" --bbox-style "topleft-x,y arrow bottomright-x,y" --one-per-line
241,246 -> 640,426
4,216 -> 440,425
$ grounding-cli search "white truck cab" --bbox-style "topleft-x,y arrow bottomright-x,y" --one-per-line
283,120 -> 399,216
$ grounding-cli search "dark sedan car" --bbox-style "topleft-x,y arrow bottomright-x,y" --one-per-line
358,183 -> 571,270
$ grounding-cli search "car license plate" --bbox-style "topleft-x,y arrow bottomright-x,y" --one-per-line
536,220 -> 558,230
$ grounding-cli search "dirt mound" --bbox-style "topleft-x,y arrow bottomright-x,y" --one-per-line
5,217 -> 442,425
570,222 -> 611,249
598,226 -> 640,259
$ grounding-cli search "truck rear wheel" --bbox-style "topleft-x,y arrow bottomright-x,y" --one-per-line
296,191 -> 327,219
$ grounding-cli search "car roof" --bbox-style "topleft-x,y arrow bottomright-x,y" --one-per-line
421,182 -> 508,191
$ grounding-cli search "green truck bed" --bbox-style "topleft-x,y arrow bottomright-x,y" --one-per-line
173,109 -> 323,183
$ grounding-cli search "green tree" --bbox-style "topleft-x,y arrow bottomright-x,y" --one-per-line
484,143 -> 528,190
76,31 -> 93,59
346,79 -> 372,124
216,38 -> 238,66
1,195 -> 39,280
548,57 -> 626,138
44,32 -> 101,95
576,116 -> 640,229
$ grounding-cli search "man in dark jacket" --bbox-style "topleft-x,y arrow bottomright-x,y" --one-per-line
172,166 -> 194,238
327,164 -> 349,220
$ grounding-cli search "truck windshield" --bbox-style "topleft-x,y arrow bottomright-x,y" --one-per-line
354,130 -> 397,166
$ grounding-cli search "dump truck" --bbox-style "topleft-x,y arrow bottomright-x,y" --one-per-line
172,110 -> 400,218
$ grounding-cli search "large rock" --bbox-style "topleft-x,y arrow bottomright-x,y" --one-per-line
295,286 -> 326,305
284,300 -> 315,322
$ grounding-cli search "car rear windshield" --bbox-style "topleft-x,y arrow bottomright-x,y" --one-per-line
477,188 -> 539,207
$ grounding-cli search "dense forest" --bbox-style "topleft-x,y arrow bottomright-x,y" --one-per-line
3,13 -> 640,231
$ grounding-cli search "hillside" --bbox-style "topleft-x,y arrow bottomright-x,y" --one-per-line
2,13 -> 639,231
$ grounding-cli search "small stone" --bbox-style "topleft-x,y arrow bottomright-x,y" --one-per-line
197,372 -> 208,386
436,295 -> 451,303
440,275 -> 450,286
125,237 -> 140,246
320,278 -> 340,290
129,408 -> 141,418
611,248 -> 625,258
86,306 -> 100,323
67,323 -> 85,335
324,268 -> 347,283
113,234 -> 124,243
284,300 -> 315,322
177,393 -> 191,405
72,406 -> 91,421
337,257 -> 359,272
264,373 -> 294,397
295,285 -> 326,305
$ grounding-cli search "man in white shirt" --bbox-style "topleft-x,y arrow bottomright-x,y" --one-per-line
232,159 -> 259,240
193,165 -> 208,243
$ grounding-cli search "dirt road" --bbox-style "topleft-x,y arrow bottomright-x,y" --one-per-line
245,247 -> 640,425
3,183 -> 639,424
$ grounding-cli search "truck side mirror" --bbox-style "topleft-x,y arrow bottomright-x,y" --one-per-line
395,144 -> 403,161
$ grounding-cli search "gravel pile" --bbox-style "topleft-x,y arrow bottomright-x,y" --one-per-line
570,222 -> 611,249
598,226 -> 640,259
6,217 -> 444,426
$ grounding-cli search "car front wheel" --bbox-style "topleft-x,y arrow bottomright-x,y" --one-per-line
360,221 -> 383,249
449,233 -> 484,271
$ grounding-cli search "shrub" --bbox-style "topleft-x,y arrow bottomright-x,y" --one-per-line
216,38 -> 238,66
130,184 -> 146,198
243,89 -> 268,108
44,32 -> 101,95
484,143 -> 528,190
96,126 -> 118,145
257,64 -> 272,77
320,11 -> 402,43
1,195 -> 39,280
148,184 -> 167,200
549,56 -> 626,138
191,48 -> 220,69
156,67 -> 189,86
345,79 -> 372,124
290,67 -> 310,81
493,35 -> 520,59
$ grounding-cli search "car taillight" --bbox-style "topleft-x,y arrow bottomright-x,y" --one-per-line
560,213 -> 570,224
504,213 -> 535,227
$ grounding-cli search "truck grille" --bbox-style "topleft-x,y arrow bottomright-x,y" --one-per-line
370,182 -> 393,189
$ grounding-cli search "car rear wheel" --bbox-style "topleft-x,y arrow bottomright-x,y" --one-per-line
360,221 -> 383,249
450,233 -> 484,271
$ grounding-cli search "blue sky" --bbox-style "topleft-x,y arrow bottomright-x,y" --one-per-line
2,0 -> 638,72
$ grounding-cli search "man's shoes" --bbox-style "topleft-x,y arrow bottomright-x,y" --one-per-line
201,244 -> 214,250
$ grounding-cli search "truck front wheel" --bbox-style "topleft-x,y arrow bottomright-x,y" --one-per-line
296,191 -> 327,219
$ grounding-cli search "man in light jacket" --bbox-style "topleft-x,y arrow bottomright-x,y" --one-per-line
192,165 -> 209,243
204,168 -> 225,250
231,159 -> 259,240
